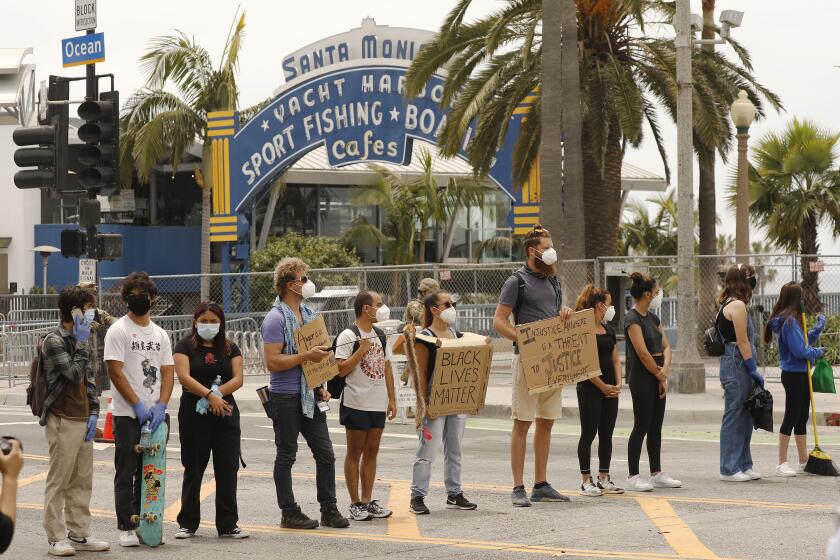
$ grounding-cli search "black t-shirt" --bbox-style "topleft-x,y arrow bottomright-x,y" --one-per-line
0,511 -> 13,553
580,323 -> 617,386
173,336 -> 241,408
623,308 -> 663,382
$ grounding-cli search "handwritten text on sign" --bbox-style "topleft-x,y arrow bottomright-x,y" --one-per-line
419,332 -> 492,416
515,309 -> 600,395
294,315 -> 339,389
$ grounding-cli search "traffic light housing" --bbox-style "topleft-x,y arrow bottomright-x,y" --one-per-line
77,90 -> 119,195
60,229 -> 122,261
12,79 -> 69,190
60,229 -> 87,258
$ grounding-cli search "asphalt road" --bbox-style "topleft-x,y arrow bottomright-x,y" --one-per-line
2,404 -> 839,559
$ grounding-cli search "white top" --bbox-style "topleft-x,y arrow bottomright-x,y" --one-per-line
334,326 -> 388,412
104,316 -> 174,417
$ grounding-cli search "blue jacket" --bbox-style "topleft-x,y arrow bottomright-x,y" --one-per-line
767,314 -> 825,372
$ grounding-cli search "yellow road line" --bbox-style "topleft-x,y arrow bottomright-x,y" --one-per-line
163,480 -> 216,523
386,480 -> 421,538
636,497 -> 720,559
17,470 -> 49,487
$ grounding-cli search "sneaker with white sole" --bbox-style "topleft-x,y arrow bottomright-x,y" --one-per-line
651,472 -> 682,488
799,461 -> 808,473
68,535 -> 110,551
174,527 -> 195,539
349,502 -> 373,521
119,531 -> 139,548
776,462 -> 797,477
366,500 -> 393,519
579,478 -> 604,497
219,527 -> 250,539
720,471 -> 751,482
625,475 -> 653,492
48,540 -> 75,557
597,476 -> 625,494
743,469 -> 762,480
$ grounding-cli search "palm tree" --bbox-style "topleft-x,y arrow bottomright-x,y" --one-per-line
120,11 -> 247,300
406,0 -> 781,259
621,189 -> 680,256
731,118 -> 840,312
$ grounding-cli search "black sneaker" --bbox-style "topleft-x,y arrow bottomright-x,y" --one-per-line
446,493 -> 478,510
320,505 -> 350,528
281,507 -> 319,530
219,527 -> 250,539
409,496 -> 430,515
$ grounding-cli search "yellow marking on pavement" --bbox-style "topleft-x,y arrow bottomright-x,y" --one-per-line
163,480 -> 216,523
636,496 -> 719,559
385,480 -> 421,539
17,470 -> 49,487
23,453 -> 185,473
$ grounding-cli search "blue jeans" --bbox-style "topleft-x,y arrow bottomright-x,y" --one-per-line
411,415 -> 467,498
719,345 -> 754,475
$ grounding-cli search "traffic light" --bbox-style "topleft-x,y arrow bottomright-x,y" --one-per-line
60,229 -> 122,261
77,90 -> 119,195
60,229 -> 87,258
13,79 -> 69,190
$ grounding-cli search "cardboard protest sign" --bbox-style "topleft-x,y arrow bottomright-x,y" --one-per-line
417,332 -> 492,416
293,315 -> 339,389
514,308 -> 600,395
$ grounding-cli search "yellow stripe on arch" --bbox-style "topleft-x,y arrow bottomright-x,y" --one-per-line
208,110 -> 235,119
208,128 -> 235,137
223,138 -> 231,214
207,119 -> 235,128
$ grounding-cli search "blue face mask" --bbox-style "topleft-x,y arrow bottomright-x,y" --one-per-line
83,309 -> 96,324
196,323 -> 220,341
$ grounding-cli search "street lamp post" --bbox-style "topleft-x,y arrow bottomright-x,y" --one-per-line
33,245 -> 60,294
730,90 -> 756,257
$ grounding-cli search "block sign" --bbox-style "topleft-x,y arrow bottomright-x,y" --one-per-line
75,0 -> 97,31
62,32 -> 105,68
293,315 -> 339,389
417,332 -> 492,416
515,308 -> 600,395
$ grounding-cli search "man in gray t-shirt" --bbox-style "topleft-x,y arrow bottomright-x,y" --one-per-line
492,225 -> 573,507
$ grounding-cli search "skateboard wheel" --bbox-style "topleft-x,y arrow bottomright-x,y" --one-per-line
149,514 -> 158,522
133,444 -> 141,454
131,514 -> 139,524
154,443 -> 161,451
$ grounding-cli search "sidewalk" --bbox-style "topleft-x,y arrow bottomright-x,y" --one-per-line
2,361 -> 839,426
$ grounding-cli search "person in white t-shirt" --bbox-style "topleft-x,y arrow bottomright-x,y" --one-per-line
334,291 -> 397,522
104,272 -> 174,548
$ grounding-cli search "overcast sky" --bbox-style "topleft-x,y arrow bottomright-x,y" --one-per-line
5,0 -> 840,252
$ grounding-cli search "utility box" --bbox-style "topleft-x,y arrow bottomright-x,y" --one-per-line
603,262 -> 649,336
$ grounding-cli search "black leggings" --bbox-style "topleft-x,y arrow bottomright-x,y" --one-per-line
628,357 -> 666,477
577,382 -> 619,474
780,371 -> 810,436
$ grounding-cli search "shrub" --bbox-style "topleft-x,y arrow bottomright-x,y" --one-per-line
249,232 -> 361,272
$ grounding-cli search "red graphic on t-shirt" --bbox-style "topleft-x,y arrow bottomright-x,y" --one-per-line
204,352 -> 217,365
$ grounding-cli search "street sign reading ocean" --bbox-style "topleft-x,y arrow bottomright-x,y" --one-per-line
61,32 -> 105,68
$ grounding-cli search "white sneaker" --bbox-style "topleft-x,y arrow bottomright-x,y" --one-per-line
579,477 -> 604,497
174,527 -> 195,539
776,462 -> 797,477
119,531 -> 139,548
68,536 -> 110,551
48,540 -> 76,557
625,475 -> 653,492
743,469 -> 762,480
720,471 -> 751,482
799,461 -> 808,473
651,472 -> 683,488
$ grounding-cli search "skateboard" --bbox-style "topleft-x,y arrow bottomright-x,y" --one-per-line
131,421 -> 167,547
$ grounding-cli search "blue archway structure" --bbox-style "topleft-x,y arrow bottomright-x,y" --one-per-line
206,60 -> 528,311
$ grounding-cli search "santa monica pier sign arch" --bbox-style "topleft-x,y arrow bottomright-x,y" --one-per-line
206,18 -> 526,245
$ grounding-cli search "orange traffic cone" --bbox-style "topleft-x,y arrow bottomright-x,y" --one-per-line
95,397 -> 114,443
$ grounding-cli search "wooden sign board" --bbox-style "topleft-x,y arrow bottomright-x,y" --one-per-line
417,332 -> 492,417
515,308 -> 600,395
294,315 -> 339,389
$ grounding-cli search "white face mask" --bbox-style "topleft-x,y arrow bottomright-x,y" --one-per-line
83,309 -> 96,324
197,323 -> 220,341
439,307 -> 458,325
374,304 -> 390,323
649,292 -> 663,311
300,279 -> 317,300
603,305 -> 616,323
536,247 -> 558,266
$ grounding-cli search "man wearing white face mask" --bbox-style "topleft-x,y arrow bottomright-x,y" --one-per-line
493,225 -> 575,508
334,291 -> 397,521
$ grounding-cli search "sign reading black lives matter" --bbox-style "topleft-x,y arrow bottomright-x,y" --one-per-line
515,309 -> 600,395
417,332 -> 492,417
294,315 -> 340,389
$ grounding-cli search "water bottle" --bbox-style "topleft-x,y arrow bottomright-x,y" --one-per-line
211,375 -> 222,394
139,422 -> 151,449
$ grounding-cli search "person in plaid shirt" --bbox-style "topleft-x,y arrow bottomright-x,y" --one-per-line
41,286 -> 109,556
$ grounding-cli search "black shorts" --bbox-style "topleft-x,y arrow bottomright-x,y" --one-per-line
339,404 -> 386,431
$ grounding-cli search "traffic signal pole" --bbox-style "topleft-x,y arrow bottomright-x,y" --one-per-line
85,29 -> 99,276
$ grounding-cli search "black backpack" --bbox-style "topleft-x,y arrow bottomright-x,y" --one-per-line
703,298 -> 732,357
327,324 -> 387,400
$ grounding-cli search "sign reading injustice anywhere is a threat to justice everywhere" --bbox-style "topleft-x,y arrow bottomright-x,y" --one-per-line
419,332 -> 492,417
62,32 -> 105,68
294,315 -> 339,389
515,309 -> 601,395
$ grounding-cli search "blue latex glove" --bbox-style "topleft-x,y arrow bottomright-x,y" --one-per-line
815,315 -> 827,333
133,401 -> 152,425
743,357 -> 764,387
73,313 -> 92,343
195,397 -> 209,415
84,414 -> 98,442
149,402 -> 167,431
815,347 -> 826,359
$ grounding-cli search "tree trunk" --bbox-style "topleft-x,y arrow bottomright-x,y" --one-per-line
800,213 -> 821,314
418,226 -> 427,264
541,0 -> 585,264
582,116 -> 622,258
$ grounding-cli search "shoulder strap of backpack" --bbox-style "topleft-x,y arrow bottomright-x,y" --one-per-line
547,274 -> 563,312
349,324 -> 361,354
512,269 -> 527,323
371,326 -> 387,351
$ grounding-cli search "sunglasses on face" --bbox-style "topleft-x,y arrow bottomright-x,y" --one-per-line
436,301 -> 456,309
291,276 -> 308,284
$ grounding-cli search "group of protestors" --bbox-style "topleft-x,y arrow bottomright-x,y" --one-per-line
18,224 -> 826,556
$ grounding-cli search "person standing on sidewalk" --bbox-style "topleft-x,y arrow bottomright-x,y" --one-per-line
41,286 -> 110,557
334,291 -> 397,521
173,302 -> 249,539
492,225 -> 574,507
392,277 -> 440,359
574,285 -> 624,497
104,272 -> 174,547
262,257 -> 350,530
764,281 -> 825,477
410,290 -> 478,515
624,273 -> 682,492
717,264 -> 767,482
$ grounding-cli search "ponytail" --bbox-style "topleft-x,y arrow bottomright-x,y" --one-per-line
575,283 -> 610,311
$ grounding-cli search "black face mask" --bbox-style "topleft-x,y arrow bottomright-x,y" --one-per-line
126,294 -> 152,316
749,277 -> 757,290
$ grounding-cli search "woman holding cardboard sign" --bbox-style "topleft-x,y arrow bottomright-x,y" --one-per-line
624,273 -> 682,492
409,290 -> 479,515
